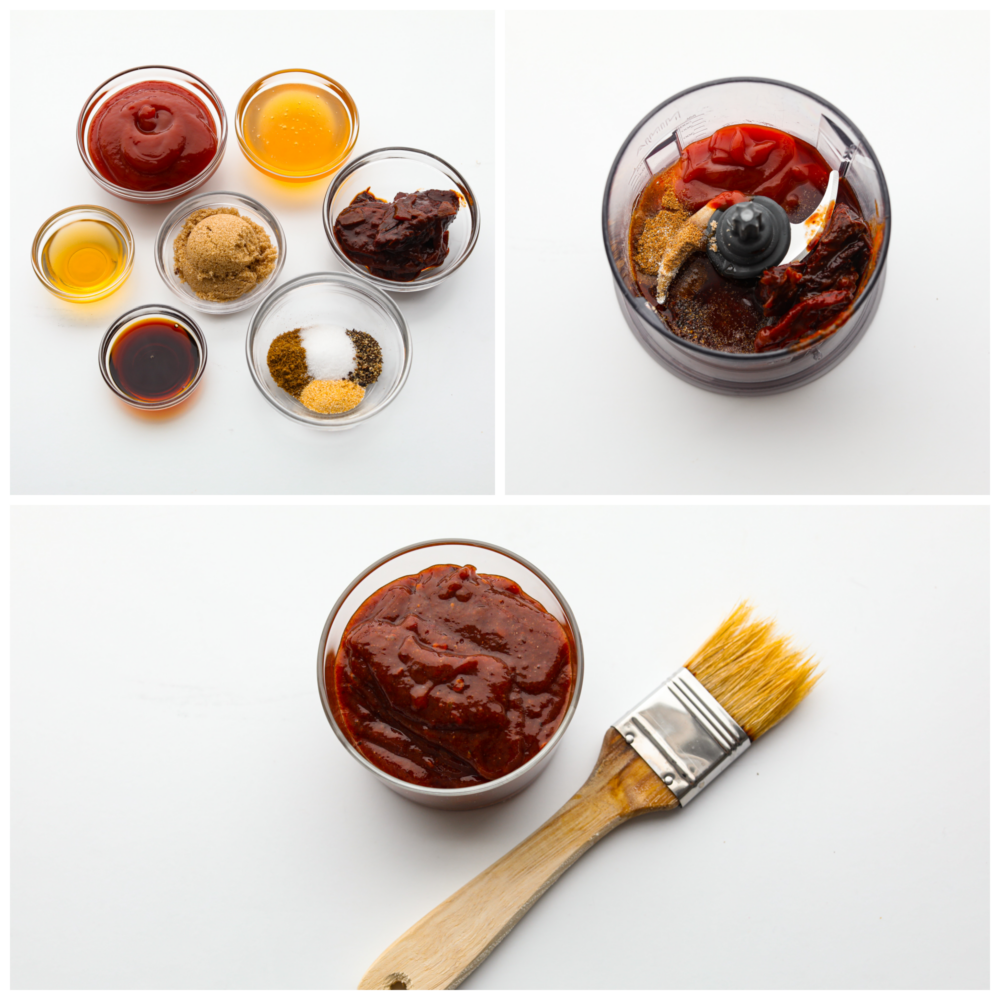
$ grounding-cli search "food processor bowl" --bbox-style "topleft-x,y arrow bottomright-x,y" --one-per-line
602,77 -> 890,395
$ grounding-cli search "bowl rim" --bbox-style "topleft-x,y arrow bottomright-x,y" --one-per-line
601,75 -> 892,361
31,203 -> 135,302
98,303 -> 207,410
76,64 -> 228,203
322,145 -> 481,291
316,538 -> 585,802
234,67 -> 360,181
245,270 -> 412,428
154,190 -> 287,313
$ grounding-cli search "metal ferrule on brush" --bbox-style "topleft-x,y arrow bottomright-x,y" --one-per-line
614,667 -> 750,805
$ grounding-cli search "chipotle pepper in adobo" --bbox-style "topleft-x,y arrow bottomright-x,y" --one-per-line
330,564 -> 576,788
334,188 -> 460,281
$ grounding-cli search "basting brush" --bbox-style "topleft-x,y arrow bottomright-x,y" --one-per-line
358,602 -> 820,990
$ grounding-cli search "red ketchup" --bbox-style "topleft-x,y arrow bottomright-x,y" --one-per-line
674,124 -> 831,218
87,81 -> 217,192
330,564 -> 576,788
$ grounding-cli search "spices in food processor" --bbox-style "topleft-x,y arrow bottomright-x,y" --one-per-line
300,378 -> 365,414
173,207 -> 277,301
629,124 -> 874,353
88,81 -> 218,192
266,325 -> 383,414
242,82 -> 353,178
108,317 -> 201,403
330,563 -> 576,788
40,218 -> 127,296
334,188 -> 460,281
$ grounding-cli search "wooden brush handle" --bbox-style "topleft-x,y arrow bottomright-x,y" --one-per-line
358,728 -> 678,990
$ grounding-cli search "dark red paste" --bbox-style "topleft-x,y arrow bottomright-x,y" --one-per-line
334,188 -> 460,281
88,81 -> 218,192
629,124 -> 874,353
330,564 -> 576,788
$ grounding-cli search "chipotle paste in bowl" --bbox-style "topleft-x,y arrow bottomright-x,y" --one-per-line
330,563 -> 576,788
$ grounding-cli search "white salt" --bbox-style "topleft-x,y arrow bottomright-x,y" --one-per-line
300,325 -> 356,382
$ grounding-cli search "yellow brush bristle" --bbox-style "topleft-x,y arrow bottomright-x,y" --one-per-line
684,602 -> 820,741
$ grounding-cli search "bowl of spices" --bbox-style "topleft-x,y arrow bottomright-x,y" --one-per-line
246,272 -> 410,429
155,192 -> 285,315
32,204 -> 135,302
99,304 -> 206,410
318,539 -> 584,809
235,68 -> 359,182
323,147 -> 480,292
77,65 -> 227,204
603,77 -> 890,395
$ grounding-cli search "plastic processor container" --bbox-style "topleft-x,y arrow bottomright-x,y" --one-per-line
602,77 -> 891,395
318,539 -> 584,810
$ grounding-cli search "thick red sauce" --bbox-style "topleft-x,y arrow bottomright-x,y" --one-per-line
330,564 -> 576,788
675,124 -> 831,218
88,81 -> 217,192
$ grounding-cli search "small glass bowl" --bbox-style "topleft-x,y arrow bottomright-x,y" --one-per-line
323,147 -> 480,292
318,539 -> 584,810
246,272 -> 411,430
235,68 -> 360,182
154,191 -> 286,316
77,65 -> 227,205
99,304 -> 207,410
31,204 -> 135,302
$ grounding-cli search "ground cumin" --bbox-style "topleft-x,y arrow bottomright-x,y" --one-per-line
267,329 -> 311,397
635,181 -> 691,276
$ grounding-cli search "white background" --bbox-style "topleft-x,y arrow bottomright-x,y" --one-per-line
11,504 -> 987,989
11,10 -> 495,495
505,11 -> 989,495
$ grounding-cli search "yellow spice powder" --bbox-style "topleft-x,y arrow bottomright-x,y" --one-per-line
300,378 -> 365,414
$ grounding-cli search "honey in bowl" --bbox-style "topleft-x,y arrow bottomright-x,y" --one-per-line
41,219 -> 127,296
241,80 -> 354,179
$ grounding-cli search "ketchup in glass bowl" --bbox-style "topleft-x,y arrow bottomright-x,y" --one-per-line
77,65 -> 228,204
318,540 -> 584,810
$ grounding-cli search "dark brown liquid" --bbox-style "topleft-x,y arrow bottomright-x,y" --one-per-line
109,319 -> 200,402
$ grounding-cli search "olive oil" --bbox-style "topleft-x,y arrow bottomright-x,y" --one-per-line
42,218 -> 126,296
243,83 -> 352,178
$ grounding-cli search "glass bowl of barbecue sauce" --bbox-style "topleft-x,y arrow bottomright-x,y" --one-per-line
99,305 -> 206,410
323,148 -> 481,292
603,77 -> 891,395
318,540 -> 584,810
77,65 -> 227,205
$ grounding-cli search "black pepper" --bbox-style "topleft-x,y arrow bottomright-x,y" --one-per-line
346,330 -> 384,387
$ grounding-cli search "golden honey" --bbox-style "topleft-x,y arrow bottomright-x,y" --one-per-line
42,219 -> 126,296
242,83 -> 352,178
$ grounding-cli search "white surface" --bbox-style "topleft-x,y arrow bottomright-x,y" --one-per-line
11,504 -> 988,989
11,10 -> 495,495
505,11 -> 989,495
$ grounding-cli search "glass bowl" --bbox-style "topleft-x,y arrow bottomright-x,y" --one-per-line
31,204 -> 135,302
154,191 -> 286,316
318,539 -> 584,810
246,272 -> 411,430
77,65 -> 227,205
235,68 -> 359,182
99,304 -> 207,410
323,147 -> 480,292
603,77 -> 891,395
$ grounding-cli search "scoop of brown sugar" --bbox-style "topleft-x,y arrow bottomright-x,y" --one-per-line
173,207 -> 277,302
